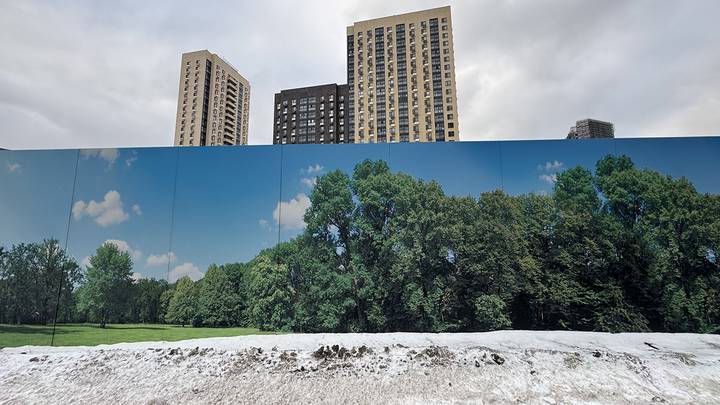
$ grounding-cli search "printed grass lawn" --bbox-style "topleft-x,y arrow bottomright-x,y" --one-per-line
0,324 -> 279,348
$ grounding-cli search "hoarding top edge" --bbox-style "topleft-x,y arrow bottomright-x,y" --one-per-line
2,135 -> 719,153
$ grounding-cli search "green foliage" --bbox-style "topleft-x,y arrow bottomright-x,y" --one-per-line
128,278 -> 169,324
0,240 -> 80,325
164,276 -> 198,326
243,253 -> 296,331
76,243 -> 133,327
197,265 -> 241,327
474,294 -> 512,331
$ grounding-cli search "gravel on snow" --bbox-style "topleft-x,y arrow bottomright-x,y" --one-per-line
1,330 -> 720,404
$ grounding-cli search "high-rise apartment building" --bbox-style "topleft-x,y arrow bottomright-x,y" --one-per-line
173,50 -> 250,147
347,6 -> 459,143
273,84 -> 349,144
567,119 -> 615,139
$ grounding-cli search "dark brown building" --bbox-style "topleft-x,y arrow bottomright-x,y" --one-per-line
273,84 -> 349,144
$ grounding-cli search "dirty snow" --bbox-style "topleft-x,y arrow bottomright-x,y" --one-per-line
1,331 -> 719,404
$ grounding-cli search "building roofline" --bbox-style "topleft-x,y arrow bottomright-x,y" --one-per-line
275,83 -> 343,95
347,5 -> 451,28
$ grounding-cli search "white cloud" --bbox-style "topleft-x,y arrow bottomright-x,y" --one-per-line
104,239 -> 143,262
132,203 -> 142,216
80,148 -> 119,166
72,190 -> 129,226
125,151 -> 138,167
131,272 -> 142,281
273,193 -> 311,230
146,251 -> 177,267
304,164 -> 324,174
81,256 -> 92,269
259,218 -> 272,231
300,177 -> 317,188
539,160 -> 564,171
539,173 -> 558,184
6,162 -> 21,173
169,262 -> 203,283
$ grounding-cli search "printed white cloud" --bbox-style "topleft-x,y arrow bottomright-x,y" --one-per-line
125,152 -> 138,167
80,148 -> 119,166
273,193 -> 311,230
300,177 -> 317,188
132,204 -> 142,216
104,239 -> 143,262
72,190 -> 129,226
539,173 -> 558,184
539,160 -> 564,171
259,219 -> 272,231
304,164 -> 323,174
146,252 -> 177,267
6,162 -> 21,173
169,262 -> 203,282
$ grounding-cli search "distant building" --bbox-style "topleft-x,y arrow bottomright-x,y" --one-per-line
273,84 -> 349,144
347,6 -> 459,143
173,50 -> 250,147
567,119 -> 614,139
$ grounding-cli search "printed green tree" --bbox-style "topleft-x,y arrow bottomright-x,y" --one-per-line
77,242 -> 133,328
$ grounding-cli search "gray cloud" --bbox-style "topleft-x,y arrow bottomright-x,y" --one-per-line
0,0 -> 718,150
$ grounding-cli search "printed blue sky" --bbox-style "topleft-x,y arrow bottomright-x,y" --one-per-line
65,148 -> 177,281
0,149 -> 77,247
1,1 -> 719,150
1,137 -> 718,282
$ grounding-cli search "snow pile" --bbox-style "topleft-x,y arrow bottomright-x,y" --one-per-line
1,331 -> 720,404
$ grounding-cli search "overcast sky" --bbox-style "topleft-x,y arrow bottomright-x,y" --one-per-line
0,0 -> 718,150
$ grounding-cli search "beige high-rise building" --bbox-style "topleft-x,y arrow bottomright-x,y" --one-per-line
173,50 -> 250,146
346,6 -> 459,143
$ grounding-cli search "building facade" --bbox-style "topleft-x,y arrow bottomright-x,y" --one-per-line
173,50 -> 250,147
273,84 -> 349,144
346,6 -> 459,143
567,119 -> 615,139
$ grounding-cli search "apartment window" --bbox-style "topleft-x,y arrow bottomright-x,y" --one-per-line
442,25 -> 447,31
441,17 -> 447,23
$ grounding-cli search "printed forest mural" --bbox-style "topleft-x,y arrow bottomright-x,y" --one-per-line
1,138 -> 719,344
